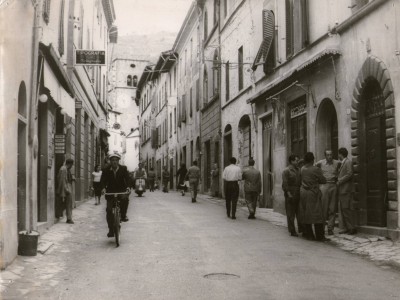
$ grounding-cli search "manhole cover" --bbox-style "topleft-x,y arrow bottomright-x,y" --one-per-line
203,273 -> 240,280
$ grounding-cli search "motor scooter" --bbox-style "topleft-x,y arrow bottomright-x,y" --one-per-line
134,177 -> 146,197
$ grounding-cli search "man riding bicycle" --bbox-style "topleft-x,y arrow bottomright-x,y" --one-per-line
101,151 -> 131,237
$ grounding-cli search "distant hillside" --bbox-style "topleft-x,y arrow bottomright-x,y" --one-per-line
111,31 -> 177,63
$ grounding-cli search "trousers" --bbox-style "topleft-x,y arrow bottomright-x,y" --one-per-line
245,191 -> 258,215
303,223 -> 325,240
59,194 -> 73,220
284,193 -> 302,234
320,183 -> 338,230
225,181 -> 239,217
190,181 -> 199,200
339,193 -> 354,231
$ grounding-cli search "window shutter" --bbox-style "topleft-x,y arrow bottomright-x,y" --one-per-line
190,88 -> 193,117
251,10 -> 275,71
196,79 -> 200,111
43,0 -> 51,24
152,129 -> 157,148
158,126 -> 161,147
301,0 -> 309,47
182,94 -> 186,122
285,0 -> 293,59
58,0 -> 65,56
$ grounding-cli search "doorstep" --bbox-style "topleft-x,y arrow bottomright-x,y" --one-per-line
357,226 -> 400,241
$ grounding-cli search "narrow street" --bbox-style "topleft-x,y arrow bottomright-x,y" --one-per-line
3,191 -> 400,300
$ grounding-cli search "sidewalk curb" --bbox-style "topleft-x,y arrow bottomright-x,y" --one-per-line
197,193 -> 400,272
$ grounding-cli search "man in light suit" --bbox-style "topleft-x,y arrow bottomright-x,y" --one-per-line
337,147 -> 357,235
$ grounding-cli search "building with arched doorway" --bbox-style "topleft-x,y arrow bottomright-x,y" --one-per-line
246,0 -> 400,239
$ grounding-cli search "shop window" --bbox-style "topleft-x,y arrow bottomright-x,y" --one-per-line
290,97 -> 307,159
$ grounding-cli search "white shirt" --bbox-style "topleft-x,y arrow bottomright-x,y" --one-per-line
223,164 -> 242,181
92,171 -> 102,182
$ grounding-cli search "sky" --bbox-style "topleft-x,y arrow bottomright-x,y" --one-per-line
113,0 -> 193,36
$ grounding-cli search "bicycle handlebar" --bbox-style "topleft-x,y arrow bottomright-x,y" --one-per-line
104,192 -> 130,196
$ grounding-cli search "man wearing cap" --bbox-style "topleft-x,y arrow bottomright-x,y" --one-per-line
101,151 -> 131,237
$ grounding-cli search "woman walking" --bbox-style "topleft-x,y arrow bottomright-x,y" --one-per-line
176,163 -> 188,196
299,152 -> 327,241
92,165 -> 102,205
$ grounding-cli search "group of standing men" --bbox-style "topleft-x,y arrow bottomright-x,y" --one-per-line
282,147 -> 356,241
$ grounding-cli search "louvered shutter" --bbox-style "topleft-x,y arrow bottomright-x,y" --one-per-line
252,10 -> 274,71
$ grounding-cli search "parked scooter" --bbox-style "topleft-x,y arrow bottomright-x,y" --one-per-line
134,177 -> 146,197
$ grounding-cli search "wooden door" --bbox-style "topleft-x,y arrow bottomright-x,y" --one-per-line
242,125 -> 250,165
291,114 -> 307,159
205,141 -> 211,190
366,116 -> 387,226
262,116 -> 273,208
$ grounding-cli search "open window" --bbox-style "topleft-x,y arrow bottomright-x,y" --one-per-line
252,10 -> 275,73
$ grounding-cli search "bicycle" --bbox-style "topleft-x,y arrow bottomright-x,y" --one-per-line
104,192 -> 129,247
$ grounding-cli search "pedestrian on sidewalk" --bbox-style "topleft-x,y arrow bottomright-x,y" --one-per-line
147,167 -> 156,192
282,154 -> 302,236
162,166 -> 170,193
223,157 -> 242,219
211,163 -> 219,197
316,149 -> 339,235
56,158 -> 75,224
337,147 -> 357,235
186,160 -> 200,202
92,165 -> 102,205
177,163 -> 188,196
298,152 -> 327,241
101,151 -> 131,237
242,158 -> 261,219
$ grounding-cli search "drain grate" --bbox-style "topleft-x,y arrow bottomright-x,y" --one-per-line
203,273 -> 240,280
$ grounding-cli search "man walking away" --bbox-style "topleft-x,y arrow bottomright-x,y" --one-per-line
316,149 -> 339,235
337,147 -> 357,235
101,152 -> 131,237
242,158 -> 261,219
147,167 -> 156,192
162,166 -> 170,193
282,154 -> 301,236
223,157 -> 242,219
56,158 -> 75,224
186,161 -> 200,202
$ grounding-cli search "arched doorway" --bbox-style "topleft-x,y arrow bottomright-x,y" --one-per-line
223,124 -> 232,167
17,81 -> 27,231
351,56 -> 396,228
238,115 -> 251,166
316,99 -> 338,160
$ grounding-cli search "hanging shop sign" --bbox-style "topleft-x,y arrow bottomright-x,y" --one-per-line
54,134 -> 66,154
75,50 -> 106,66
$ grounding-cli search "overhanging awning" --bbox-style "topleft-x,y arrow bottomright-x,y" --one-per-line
247,48 -> 341,104
39,43 -> 74,97
43,60 -> 75,118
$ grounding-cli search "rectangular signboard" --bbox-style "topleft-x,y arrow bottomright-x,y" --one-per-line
55,134 -> 66,154
75,50 -> 106,66
75,100 -> 82,109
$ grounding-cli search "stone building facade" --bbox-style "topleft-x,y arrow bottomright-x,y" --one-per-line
247,0 -> 400,239
0,0 -> 116,269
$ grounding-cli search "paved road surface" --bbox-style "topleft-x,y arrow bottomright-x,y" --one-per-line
3,191 -> 400,300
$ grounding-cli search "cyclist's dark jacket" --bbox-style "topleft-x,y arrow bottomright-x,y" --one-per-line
100,165 -> 130,193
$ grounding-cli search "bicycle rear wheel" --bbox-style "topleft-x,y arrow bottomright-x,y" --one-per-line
114,207 -> 121,247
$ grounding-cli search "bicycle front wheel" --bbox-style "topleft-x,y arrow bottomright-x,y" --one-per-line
114,207 -> 121,247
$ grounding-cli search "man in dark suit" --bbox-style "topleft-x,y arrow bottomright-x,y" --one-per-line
101,151 -> 131,237
242,158 -> 261,219
337,147 -> 357,235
